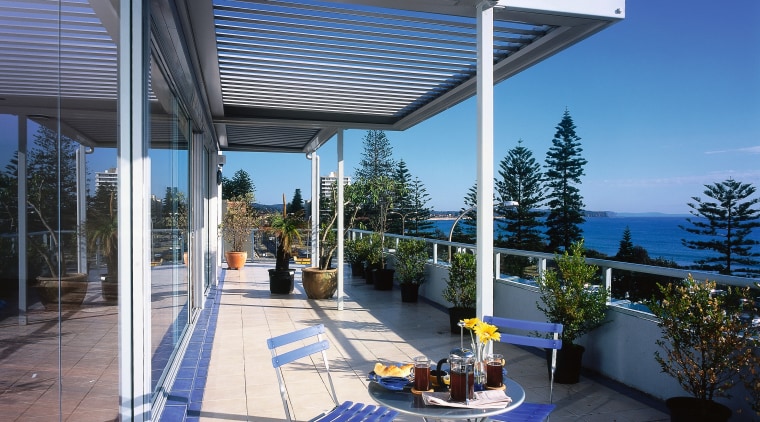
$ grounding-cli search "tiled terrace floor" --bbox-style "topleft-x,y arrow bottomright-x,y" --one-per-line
196,261 -> 670,422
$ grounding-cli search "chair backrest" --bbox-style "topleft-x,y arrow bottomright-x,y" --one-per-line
483,316 -> 563,403
267,324 -> 339,422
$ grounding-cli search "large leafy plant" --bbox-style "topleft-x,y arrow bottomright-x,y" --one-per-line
648,275 -> 756,402
220,193 -> 257,252
536,240 -> 608,346
394,238 -> 427,285
443,252 -> 476,308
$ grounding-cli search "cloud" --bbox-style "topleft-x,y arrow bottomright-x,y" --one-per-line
705,145 -> 760,155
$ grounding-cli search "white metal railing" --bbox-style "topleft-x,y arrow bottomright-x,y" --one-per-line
348,229 -> 758,415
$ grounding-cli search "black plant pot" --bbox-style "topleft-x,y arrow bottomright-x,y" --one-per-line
547,343 -> 585,384
364,264 -> 376,284
448,306 -> 476,334
350,262 -> 364,277
372,268 -> 395,290
665,397 -> 731,422
400,283 -> 419,303
268,269 -> 295,294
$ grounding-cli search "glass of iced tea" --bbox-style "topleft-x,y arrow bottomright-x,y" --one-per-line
414,356 -> 431,391
486,353 -> 504,388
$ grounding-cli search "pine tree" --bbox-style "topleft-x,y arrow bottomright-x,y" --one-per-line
544,109 -> 587,252
354,130 -> 397,227
616,226 -> 635,261
390,160 -> 413,234
406,177 -> 435,237
222,169 -> 255,200
354,129 -> 396,180
289,188 -> 304,215
495,140 -> 545,251
681,179 -> 760,276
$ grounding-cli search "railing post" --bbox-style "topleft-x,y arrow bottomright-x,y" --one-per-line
602,266 -> 612,304
433,242 -> 438,264
494,252 -> 500,280
537,257 -> 547,281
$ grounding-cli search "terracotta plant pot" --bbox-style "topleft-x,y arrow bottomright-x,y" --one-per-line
225,251 -> 247,270
302,267 -> 338,299
35,273 -> 89,311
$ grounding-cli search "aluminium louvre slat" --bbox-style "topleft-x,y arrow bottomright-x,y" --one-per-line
214,25 -> 475,57
223,88 -> 417,109
219,71 -> 454,95
221,88 -> 413,109
215,11 -> 478,48
215,33 -> 476,65
216,12 -> 533,49
217,0 -> 548,37
222,96 -> 402,115
218,54 -> 457,80
222,0 -> 476,32
220,75 -> 445,98
223,82 -> 424,102
216,45 -> 468,75
219,72 -> 458,98
214,5 -> 476,38
218,62 -> 453,87
215,41 -> 471,71
0,37 -> 115,55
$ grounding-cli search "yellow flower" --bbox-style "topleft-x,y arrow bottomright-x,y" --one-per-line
474,322 -> 500,344
461,318 -> 480,330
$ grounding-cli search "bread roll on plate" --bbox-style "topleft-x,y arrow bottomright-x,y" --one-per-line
373,362 -> 413,378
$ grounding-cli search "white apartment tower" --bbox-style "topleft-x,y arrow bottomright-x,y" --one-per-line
95,167 -> 118,191
320,171 -> 351,199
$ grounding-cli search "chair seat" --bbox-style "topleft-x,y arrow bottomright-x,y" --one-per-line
489,402 -> 556,422
315,401 -> 398,422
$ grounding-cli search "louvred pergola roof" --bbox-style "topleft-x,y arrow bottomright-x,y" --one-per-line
0,0 -> 624,152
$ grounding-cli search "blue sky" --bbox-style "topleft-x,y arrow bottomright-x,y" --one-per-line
223,0 -> 760,214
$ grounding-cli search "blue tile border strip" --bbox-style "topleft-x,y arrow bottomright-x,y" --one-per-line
160,270 -> 225,422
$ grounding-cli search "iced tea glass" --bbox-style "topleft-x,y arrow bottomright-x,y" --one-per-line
414,356 -> 431,391
486,353 -> 504,388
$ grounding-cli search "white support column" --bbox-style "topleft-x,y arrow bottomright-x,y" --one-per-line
17,115 -> 27,326
119,1 -> 151,419
76,145 -> 88,274
310,152 -> 320,267
337,131 -> 345,310
476,1 -> 495,320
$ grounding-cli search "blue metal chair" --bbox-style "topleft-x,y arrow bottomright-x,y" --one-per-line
267,324 -> 398,422
483,316 -> 563,422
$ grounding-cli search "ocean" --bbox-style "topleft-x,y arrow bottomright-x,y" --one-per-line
430,216 -> 760,268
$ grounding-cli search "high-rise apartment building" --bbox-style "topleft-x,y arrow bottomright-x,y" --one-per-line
320,171 -> 351,199
95,167 -> 118,191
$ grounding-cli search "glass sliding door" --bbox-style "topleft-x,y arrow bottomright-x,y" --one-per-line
0,1 -> 120,419
148,63 -> 191,395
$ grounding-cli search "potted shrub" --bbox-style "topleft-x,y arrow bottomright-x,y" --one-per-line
220,193 -> 257,270
443,251 -> 477,333
536,240 -> 609,384
23,132 -> 88,310
87,187 -> 118,303
266,196 -> 305,294
302,184 -> 361,299
394,238 -> 428,302
344,238 -> 363,277
365,175 -> 402,290
648,275 -> 756,422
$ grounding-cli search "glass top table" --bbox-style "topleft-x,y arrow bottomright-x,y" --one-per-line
367,378 -> 525,421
